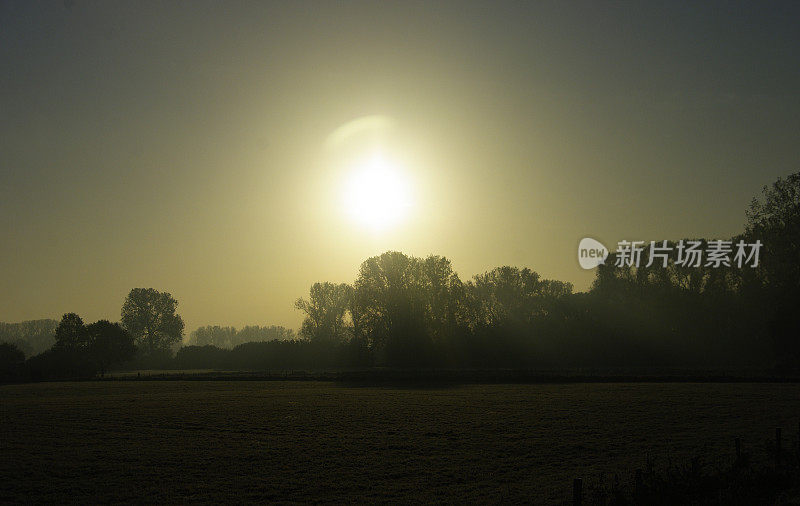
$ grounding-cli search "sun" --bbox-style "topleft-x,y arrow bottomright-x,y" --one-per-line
342,152 -> 413,232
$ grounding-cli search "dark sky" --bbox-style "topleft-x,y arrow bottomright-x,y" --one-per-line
2,1 -> 798,333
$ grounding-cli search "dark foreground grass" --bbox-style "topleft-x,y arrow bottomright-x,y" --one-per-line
2,381 -> 799,504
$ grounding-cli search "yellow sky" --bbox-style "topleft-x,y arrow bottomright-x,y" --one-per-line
2,2 -> 798,333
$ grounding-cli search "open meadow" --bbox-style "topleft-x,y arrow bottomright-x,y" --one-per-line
2,381 -> 800,504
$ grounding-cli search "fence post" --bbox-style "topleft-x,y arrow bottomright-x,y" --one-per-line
776,427 -> 782,466
572,478 -> 582,506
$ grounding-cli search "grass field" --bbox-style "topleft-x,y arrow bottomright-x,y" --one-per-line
2,381 -> 800,504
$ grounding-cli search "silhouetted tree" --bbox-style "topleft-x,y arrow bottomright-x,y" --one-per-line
121,288 -> 184,357
85,320 -> 136,376
295,282 -> 352,343
0,342 -> 25,381
468,267 -> 542,327
746,172 -> 800,289
418,255 -> 464,343
746,171 -> 800,368
53,313 -> 88,350
27,314 -> 96,380
351,252 -> 432,365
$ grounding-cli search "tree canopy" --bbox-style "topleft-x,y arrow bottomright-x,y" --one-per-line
121,288 -> 184,356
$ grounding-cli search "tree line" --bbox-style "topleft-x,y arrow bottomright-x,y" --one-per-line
285,171 -> 799,370
2,288 -> 186,380
177,172 -> 800,372
0,320 -> 57,357
2,171 -> 798,380
186,325 -> 295,349
0,287 -> 300,380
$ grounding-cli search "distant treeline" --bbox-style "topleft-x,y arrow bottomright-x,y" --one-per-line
2,172 -> 799,381
186,325 -> 295,349
0,320 -> 57,357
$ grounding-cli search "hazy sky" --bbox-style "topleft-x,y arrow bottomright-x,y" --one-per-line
2,1 -> 798,333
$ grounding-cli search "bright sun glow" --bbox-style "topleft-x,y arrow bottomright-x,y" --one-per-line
342,153 -> 413,232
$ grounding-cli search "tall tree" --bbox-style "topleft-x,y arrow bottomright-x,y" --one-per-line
746,171 -> 800,292
469,267 -> 547,327
418,255 -> 463,341
121,288 -> 185,356
53,313 -> 88,350
295,282 -> 352,343
353,251 -> 424,350
746,171 -> 800,366
85,320 -> 136,376
352,251 -> 446,365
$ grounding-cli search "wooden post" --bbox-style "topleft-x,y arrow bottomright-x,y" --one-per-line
776,427 -> 782,466
735,437 -> 741,461
572,478 -> 582,506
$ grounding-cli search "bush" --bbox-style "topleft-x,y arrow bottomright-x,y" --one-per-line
0,342 -> 26,381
